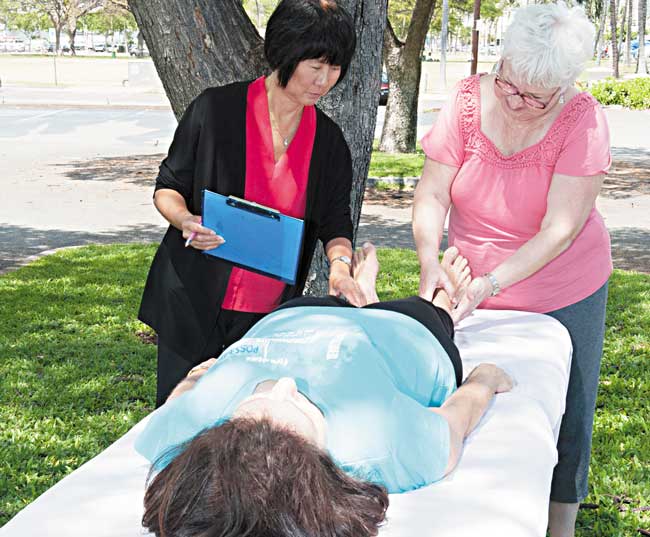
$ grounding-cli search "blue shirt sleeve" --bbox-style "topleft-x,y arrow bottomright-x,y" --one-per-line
384,394 -> 450,493
135,361 -> 259,467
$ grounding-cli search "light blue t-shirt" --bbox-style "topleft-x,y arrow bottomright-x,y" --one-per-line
135,306 -> 457,493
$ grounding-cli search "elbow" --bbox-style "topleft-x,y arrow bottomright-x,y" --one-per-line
540,223 -> 582,256
443,440 -> 462,476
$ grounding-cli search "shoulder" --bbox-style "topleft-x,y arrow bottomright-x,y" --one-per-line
314,107 -> 351,155
314,107 -> 345,139
562,92 -> 610,136
192,80 -> 252,111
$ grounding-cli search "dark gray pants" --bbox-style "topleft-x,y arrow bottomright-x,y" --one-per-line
546,281 -> 609,503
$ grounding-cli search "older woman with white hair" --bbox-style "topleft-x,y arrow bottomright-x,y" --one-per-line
413,2 -> 610,536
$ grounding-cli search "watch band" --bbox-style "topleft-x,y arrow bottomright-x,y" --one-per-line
484,272 -> 500,297
331,255 -> 352,267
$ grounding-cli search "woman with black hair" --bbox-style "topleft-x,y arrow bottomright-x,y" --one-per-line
139,0 -> 363,407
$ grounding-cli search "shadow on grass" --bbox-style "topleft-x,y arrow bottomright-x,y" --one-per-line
606,147 -> 650,200
357,213 -> 449,251
0,223 -> 165,274
609,227 -> 650,274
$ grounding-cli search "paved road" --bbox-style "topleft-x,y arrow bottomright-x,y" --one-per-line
1,105 -> 649,274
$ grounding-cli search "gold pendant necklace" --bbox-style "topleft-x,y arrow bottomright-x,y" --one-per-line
270,114 -> 292,148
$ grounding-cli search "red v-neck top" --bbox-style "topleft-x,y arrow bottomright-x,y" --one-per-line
222,76 -> 316,312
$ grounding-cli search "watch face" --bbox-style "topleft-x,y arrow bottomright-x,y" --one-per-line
339,256 -> 351,264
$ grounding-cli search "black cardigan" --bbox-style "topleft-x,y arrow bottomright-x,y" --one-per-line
138,81 -> 354,358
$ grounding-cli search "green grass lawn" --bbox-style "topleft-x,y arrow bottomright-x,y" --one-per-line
368,142 -> 424,178
1,244 -> 649,535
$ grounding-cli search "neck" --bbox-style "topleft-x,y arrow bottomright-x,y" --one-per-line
265,73 -> 303,124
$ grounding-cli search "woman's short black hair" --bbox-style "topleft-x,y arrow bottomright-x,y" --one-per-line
264,0 -> 356,88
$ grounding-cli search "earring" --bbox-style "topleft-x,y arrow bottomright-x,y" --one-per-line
559,93 -> 565,105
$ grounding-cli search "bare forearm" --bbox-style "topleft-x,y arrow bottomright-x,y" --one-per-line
154,189 -> 194,231
324,237 -> 353,263
412,194 -> 447,265
431,364 -> 512,474
441,380 -> 494,438
490,226 -> 575,290
491,172 -> 603,292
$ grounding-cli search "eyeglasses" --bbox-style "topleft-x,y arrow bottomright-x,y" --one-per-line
494,72 -> 559,110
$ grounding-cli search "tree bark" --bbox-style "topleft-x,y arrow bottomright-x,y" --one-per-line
594,0 -> 607,66
128,0 -> 266,118
67,26 -> 77,55
127,0 -> 387,294
470,0 -> 480,75
440,0 -> 449,91
609,0 -> 619,78
638,0 -> 648,74
379,0 -> 437,153
618,0 -> 627,67
625,0 -> 632,66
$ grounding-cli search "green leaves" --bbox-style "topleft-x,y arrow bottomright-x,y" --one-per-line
590,77 -> 650,109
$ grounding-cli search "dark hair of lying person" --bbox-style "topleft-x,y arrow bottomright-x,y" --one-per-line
142,417 -> 389,537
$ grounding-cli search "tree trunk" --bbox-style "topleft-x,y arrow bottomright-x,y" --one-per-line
379,0 -> 437,154
638,0 -> 648,74
625,0 -> 632,65
440,0 -> 449,91
618,0 -> 627,67
128,0 -> 266,118
67,26 -> 77,56
594,0 -> 607,66
54,26 -> 61,53
609,0 -> 619,78
470,0 -> 480,75
127,0 -> 387,294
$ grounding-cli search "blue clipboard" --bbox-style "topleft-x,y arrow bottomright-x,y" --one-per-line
201,189 -> 305,285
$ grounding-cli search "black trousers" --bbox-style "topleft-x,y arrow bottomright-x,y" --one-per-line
156,308 -> 264,407
276,295 -> 463,387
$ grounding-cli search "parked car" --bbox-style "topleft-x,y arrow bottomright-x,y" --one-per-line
93,43 -> 106,53
379,72 -> 389,106
129,43 -> 150,57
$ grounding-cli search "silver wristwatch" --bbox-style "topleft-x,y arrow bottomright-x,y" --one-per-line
484,272 -> 500,297
331,255 -> 352,268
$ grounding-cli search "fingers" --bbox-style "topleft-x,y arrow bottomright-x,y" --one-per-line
345,285 -> 368,307
182,219 -> 225,250
189,233 -> 225,251
438,270 -> 457,300
330,278 -> 367,307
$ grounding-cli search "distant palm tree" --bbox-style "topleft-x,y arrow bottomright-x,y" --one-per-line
440,0 -> 449,90
609,0 -> 619,77
638,0 -> 648,73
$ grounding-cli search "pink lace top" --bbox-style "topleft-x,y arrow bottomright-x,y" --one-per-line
420,74 -> 612,313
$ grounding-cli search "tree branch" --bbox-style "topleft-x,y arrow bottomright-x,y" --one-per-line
403,0 -> 436,61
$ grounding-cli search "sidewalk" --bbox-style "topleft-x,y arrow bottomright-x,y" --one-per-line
1,69 -> 649,275
0,85 -> 171,109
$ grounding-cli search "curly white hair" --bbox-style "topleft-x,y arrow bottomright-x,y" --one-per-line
501,1 -> 595,89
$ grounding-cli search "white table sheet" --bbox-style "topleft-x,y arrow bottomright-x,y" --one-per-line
0,309 -> 572,537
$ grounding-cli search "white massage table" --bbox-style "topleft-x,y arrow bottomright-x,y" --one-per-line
0,309 -> 572,537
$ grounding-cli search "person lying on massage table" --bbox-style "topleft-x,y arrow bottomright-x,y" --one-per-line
135,243 -> 513,537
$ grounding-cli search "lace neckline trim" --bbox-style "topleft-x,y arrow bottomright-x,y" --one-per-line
458,74 -> 596,168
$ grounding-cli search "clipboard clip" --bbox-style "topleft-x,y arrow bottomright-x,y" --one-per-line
226,196 -> 281,220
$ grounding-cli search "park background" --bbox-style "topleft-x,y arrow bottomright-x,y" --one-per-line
1,0 -> 649,535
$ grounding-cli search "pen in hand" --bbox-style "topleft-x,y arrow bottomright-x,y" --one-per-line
185,217 -> 201,248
